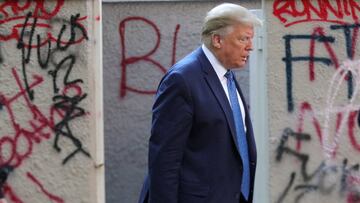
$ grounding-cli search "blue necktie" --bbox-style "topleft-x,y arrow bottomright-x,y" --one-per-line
225,70 -> 250,200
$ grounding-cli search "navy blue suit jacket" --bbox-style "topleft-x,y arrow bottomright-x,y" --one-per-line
139,47 -> 257,203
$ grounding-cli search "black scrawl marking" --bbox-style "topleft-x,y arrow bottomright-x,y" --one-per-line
17,12 -> 37,100
276,128 -> 360,203
57,13 -> 88,51
52,93 -> 90,165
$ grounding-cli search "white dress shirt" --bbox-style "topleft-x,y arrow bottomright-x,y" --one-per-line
202,44 -> 247,131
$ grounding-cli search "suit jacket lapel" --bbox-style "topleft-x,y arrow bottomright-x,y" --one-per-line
195,47 -> 239,150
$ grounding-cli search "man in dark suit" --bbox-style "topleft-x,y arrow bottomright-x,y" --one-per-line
139,3 -> 262,203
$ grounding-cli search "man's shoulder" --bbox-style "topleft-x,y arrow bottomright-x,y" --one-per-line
169,47 -> 204,76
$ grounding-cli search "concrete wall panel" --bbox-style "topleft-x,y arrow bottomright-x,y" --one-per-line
266,0 -> 360,202
102,1 -> 260,202
0,1 -> 101,202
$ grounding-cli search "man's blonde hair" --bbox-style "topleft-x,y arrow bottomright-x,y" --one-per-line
201,3 -> 262,48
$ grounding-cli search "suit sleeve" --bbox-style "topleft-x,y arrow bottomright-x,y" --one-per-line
148,70 -> 193,203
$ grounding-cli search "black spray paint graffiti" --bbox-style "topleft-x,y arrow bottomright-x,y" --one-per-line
276,128 -> 360,203
0,165 -> 13,198
52,93 -> 90,164
17,12 -> 37,100
283,33 -> 334,112
16,12 -> 90,164
282,23 -> 360,112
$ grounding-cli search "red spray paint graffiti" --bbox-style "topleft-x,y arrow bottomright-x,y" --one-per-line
0,68 -> 47,168
308,27 -> 339,81
0,0 -> 64,19
0,0 -> 88,47
273,0 -> 360,27
3,184 -> 23,203
0,68 -> 67,202
0,1 -> 92,202
27,172 -> 64,203
295,102 -> 360,156
273,1 -> 360,202
119,16 -> 180,98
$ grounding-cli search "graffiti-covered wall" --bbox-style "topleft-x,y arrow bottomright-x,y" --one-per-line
102,1 -> 260,202
0,1 -> 102,202
266,0 -> 360,202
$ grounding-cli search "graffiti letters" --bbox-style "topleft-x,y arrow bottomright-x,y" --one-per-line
282,23 -> 360,112
273,0 -> 360,27
119,16 -> 180,98
276,128 -> 360,203
0,2 -> 92,201
273,1 -> 360,202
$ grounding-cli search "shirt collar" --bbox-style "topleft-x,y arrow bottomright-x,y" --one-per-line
202,44 -> 228,79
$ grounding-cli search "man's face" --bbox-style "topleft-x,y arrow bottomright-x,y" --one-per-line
215,23 -> 254,69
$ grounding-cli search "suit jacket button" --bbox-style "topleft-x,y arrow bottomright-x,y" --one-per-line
235,193 -> 241,199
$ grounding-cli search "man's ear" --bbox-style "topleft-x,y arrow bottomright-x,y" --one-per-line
211,34 -> 222,49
